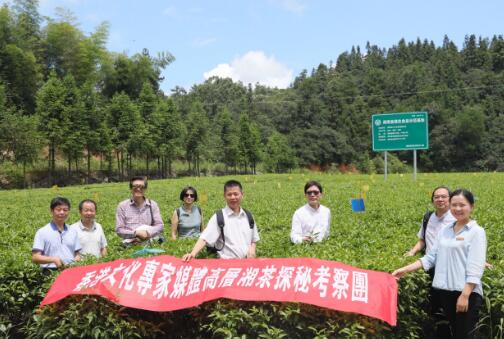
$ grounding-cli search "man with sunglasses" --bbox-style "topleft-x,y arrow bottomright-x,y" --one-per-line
290,181 -> 331,244
115,176 -> 164,245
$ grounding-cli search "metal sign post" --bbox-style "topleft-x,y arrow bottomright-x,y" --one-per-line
384,151 -> 388,180
413,149 -> 417,181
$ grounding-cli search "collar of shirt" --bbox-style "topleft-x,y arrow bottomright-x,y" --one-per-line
129,198 -> 150,207
50,221 -> 68,232
435,210 -> 450,221
78,220 -> 96,231
450,219 -> 476,232
224,205 -> 245,217
305,203 -> 321,213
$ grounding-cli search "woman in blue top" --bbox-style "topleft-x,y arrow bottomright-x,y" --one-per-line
171,186 -> 203,240
393,189 -> 486,339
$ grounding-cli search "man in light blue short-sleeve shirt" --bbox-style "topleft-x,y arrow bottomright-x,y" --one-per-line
32,197 -> 81,269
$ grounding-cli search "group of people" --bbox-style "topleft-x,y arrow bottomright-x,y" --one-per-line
394,186 -> 487,339
31,177 -> 487,338
32,177 -> 330,266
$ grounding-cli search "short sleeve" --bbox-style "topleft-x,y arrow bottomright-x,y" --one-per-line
98,224 -> 108,248
200,214 -> 220,245
32,229 -> 44,253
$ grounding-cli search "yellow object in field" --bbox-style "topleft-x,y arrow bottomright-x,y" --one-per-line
199,192 -> 208,204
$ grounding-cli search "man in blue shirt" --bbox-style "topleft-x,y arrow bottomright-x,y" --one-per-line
32,197 -> 82,270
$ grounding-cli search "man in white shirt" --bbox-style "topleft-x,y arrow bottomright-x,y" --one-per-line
183,180 -> 259,260
405,186 -> 456,257
71,199 -> 107,258
290,181 -> 331,244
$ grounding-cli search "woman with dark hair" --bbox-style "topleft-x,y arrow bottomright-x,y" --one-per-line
393,189 -> 486,338
171,186 -> 203,240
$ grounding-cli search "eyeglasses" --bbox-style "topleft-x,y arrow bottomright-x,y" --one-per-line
306,190 -> 320,196
184,193 -> 195,198
132,184 -> 145,190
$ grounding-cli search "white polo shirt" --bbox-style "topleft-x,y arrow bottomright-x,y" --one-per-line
71,220 -> 108,258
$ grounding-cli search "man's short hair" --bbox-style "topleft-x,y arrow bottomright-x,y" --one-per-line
224,180 -> 242,193
129,176 -> 148,189
50,197 -> 71,210
431,186 -> 451,202
304,181 -> 323,194
180,186 -> 198,201
79,199 -> 97,212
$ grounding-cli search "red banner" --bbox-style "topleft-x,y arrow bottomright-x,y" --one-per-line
41,256 -> 397,325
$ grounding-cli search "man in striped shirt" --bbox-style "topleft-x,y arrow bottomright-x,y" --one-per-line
115,176 -> 164,244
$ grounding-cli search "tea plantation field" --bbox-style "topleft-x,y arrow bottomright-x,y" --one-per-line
1,173 -> 503,338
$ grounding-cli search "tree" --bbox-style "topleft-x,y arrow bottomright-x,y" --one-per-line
238,113 -> 262,174
138,81 -> 158,173
184,101 -> 209,176
1,44 -> 39,112
102,49 -> 174,99
80,81 -> 107,182
0,4 -> 40,112
216,108 -> 239,173
264,132 -> 297,173
481,113 -> 504,170
106,92 -> 143,179
490,35 -> 504,71
0,109 -> 42,186
42,15 -> 109,86
156,98 -> 183,177
453,105 -> 485,169
59,75 -> 85,175
12,0 -> 42,54
36,72 -> 67,182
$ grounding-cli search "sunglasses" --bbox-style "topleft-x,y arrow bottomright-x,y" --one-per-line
306,190 -> 320,196
184,193 -> 195,198
132,184 -> 145,190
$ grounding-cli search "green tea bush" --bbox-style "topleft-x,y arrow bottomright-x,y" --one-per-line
0,173 -> 502,338
0,261 -> 50,338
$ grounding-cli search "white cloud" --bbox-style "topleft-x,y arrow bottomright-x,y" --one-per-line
269,0 -> 306,14
205,63 -> 233,79
203,51 -> 293,89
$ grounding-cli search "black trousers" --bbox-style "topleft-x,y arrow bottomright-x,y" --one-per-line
427,269 -> 451,339
433,288 -> 483,339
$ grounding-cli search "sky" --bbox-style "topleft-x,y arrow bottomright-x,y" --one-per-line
6,0 -> 504,93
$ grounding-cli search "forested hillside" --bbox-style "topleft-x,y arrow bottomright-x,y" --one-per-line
1,0 -> 504,188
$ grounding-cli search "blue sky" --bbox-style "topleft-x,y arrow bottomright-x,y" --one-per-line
6,0 -> 504,93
